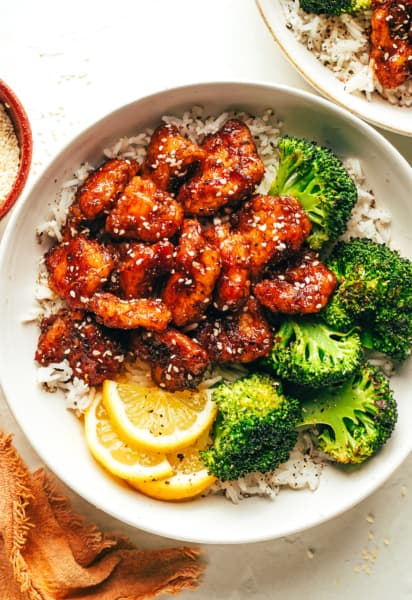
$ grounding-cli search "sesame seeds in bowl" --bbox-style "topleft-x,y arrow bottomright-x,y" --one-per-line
0,80 -> 32,220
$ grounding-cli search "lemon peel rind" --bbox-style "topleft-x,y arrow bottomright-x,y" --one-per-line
84,395 -> 174,483
130,471 -> 217,501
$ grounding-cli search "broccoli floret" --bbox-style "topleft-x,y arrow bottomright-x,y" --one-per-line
264,317 -> 363,388
200,373 -> 301,481
299,0 -> 371,15
269,136 -> 358,250
298,363 -> 397,464
323,237 -> 412,360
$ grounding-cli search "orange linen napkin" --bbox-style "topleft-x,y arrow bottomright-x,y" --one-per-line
0,432 -> 204,600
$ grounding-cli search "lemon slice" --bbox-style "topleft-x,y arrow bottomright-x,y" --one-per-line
102,380 -> 218,453
130,434 -> 217,501
84,393 -> 173,482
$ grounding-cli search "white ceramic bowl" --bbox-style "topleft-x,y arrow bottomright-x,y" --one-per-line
0,81 -> 412,545
256,0 -> 412,137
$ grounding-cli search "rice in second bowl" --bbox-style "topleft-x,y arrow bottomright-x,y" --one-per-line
281,0 -> 412,107
31,106 -> 393,503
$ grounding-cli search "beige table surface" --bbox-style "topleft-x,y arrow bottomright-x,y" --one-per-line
1,1 -> 412,598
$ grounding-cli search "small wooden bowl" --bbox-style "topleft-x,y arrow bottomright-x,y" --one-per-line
0,80 -> 33,220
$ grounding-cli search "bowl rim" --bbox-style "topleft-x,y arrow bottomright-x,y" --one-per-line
255,0 -> 412,138
1,80 -> 412,544
0,79 -> 33,220
8,79 -> 412,208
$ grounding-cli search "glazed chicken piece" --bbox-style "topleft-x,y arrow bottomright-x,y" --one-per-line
141,123 -> 206,192
35,310 -> 125,386
197,297 -> 273,364
254,251 -> 336,314
63,158 -> 138,239
177,119 -> 265,216
105,175 -> 183,242
77,158 -> 139,220
162,219 -> 222,327
116,239 -> 174,298
205,222 -> 251,312
46,234 -> 115,309
234,194 -> 312,279
130,328 -> 210,391
88,292 -> 171,331
371,0 -> 412,89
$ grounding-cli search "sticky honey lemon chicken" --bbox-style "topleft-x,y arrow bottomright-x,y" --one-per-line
178,119 -> 265,216
254,251 -> 336,314
115,239 -> 174,299
105,175 -> 183,242
162,218 -> 222,327
35,309 -> 125,385
45,234 -> 115,309
63,158 -> 138,239
371,0 -> 412,89
130,328 -> 210,392
88,293 -> 172,331
204,222 -> 251,312
233,194 -> 312,279
197,297 -> 273,364
77,158 -> 139,220
141,123 -> 206,192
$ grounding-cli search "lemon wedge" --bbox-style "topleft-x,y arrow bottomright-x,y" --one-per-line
84,393 -> 173,483
130,433 -> 217,501
102,380 -> 218,453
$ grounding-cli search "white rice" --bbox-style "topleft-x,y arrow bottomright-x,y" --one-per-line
33,106 -> 391,501
208,432 -> 323,502
341,157 -> 392,245
281,0 -> 412,106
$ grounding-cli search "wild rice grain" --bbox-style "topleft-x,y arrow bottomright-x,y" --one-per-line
0,103 -> 20,204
